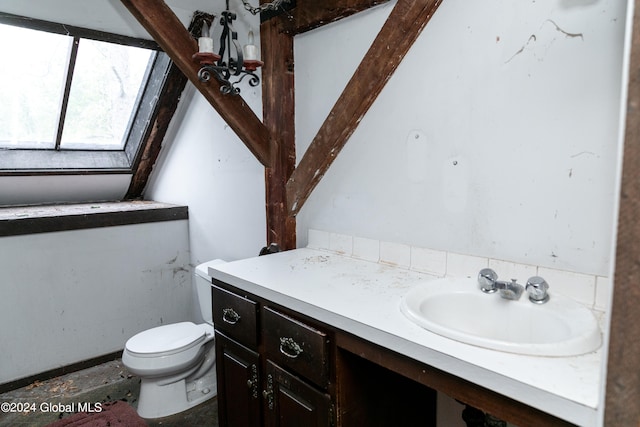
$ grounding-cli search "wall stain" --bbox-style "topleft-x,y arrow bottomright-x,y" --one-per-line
505,35 -> 537,63
571,150 -> 597,158
173,266 -> 189,277
546,19 -> 584,40
505,19 -> 583,64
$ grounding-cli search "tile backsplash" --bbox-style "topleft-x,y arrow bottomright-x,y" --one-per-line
307,229 -> 608,312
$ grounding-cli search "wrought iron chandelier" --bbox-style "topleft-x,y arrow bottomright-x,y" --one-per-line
192,0 -> 292,95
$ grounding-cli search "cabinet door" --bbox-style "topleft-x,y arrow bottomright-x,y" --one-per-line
216,332 -> 261,427
263,360 -> 332,427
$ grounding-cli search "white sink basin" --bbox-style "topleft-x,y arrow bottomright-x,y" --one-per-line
400,277 -> 602,356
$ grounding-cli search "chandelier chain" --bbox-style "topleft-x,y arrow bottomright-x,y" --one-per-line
241,0 -> 289,15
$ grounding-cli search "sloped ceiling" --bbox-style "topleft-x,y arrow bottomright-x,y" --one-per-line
0,0 -> 217,38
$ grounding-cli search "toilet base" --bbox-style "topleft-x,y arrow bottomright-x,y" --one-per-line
136,368 -> 217,419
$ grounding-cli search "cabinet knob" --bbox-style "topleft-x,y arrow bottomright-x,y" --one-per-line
222,308 -> 241,325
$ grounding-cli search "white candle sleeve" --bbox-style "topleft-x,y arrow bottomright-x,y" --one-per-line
198,37 -> 214,53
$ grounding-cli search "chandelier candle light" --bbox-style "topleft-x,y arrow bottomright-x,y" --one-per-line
192,0 -> 291,95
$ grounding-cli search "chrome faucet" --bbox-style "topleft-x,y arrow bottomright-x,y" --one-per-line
495,278 -> 524,300
478,268 -> 550,304
477,268 -> 524,301
525,276 -> 550,304
478,268 -> 499,293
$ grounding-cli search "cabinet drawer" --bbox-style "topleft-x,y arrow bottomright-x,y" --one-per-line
262,306 -> 329,388
212,284 -> 258,349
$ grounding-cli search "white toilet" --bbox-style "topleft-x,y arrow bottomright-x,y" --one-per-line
122,259 -> 223,419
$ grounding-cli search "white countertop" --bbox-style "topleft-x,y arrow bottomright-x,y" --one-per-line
209,248 -> 602,427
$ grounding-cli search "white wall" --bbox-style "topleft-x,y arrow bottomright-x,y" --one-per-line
294,3 -> 628,426
144,82 -> 266,268
0,220 -> 191,384
294,0 -> 627,279
0,175 -> 131,206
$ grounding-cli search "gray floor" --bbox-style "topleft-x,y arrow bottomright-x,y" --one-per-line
0,360 -> 218,427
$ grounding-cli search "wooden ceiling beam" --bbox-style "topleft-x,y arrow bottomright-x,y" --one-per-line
260,0 -> 389,249
119,0 -> 273,168
261,7 -> 297,249
281,0 -> 392,35
285,0 -> 443,216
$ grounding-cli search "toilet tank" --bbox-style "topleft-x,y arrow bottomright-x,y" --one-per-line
195,259 -> 226,325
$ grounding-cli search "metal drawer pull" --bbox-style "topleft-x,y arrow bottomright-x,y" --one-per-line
279,337 -> 304,358
263,374 -> 274,410
247,364 -> 258,399
222,308 -> 241,325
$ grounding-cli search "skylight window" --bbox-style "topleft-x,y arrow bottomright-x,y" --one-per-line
0,25 -> 68,149
60,39 -> 153,150
0,13 -> 167,173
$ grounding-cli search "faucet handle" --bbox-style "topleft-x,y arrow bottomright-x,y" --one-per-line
478,268 -> 499,293
526,276 -> 550,304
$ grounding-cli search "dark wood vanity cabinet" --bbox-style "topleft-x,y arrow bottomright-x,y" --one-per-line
208,252 -> 590,427
211,279 -> 571,427
212,280 -> 333,427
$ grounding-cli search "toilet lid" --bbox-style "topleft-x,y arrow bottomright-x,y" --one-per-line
126,322 -> 206,356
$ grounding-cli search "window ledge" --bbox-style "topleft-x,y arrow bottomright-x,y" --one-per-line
0,201 -> 188,237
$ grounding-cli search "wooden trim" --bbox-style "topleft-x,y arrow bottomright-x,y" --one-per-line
286,0 -> 443,216
261,8 -> 297,249
123,52 -> 173,183
124,13 -> 210,198
604,1 -> 640,424
125,12 -> 213,200
119,0 -> 273,167
281,0 -> 392,35
125,58 -> 186,198
0,201 -> 188,237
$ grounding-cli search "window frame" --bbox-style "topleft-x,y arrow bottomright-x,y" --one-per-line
0,12 -> 170,175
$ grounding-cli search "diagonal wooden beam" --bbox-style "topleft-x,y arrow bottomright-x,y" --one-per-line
281,0 -> 392,35
285,0 -> 443,215
120,0 -> 273,167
